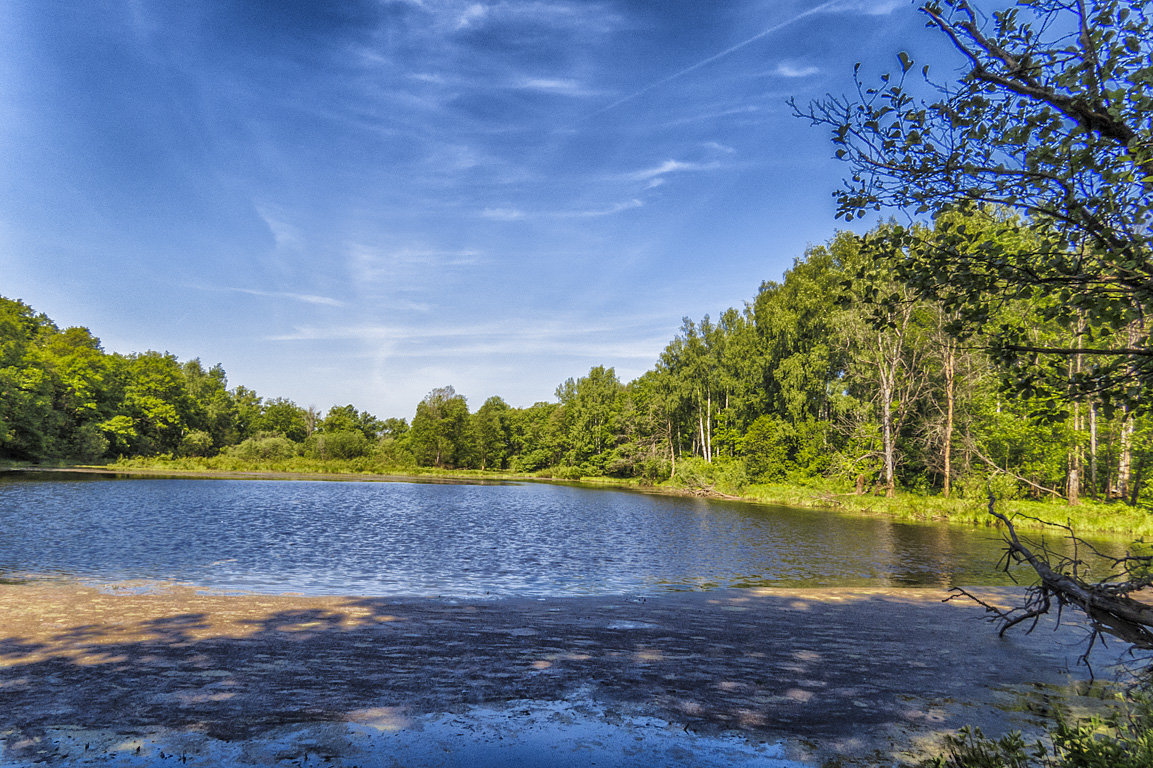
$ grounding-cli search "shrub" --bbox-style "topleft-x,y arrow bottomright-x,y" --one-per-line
225,433 -> 299,461
303,431 -> 370,460
69,422 -> 109,461
178,430 -> 215,458
743,415 -> 793,482
921,693 -> 1153,768
374,439 -> 416,469
956,472 -> 1021,502
667,456 -> 748,495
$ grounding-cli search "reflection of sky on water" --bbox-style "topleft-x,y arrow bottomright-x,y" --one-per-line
0,473 -> 1092,597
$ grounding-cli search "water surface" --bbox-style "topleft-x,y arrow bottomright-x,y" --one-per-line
0,472 -> 1054,596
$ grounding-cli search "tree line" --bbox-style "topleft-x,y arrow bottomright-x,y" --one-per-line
3,0 -> 1148,510
2,216 -> 1146,505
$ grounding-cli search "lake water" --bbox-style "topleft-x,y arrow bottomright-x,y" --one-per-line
0,472 -> 1053,597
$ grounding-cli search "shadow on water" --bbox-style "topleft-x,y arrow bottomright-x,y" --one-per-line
0,586 -> 1128,765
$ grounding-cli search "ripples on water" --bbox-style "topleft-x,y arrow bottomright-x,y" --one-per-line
0,473 -> 1034,597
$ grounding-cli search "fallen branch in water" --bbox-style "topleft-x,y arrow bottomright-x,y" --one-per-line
685,485 -> 743,501
950,492 -> 1153,658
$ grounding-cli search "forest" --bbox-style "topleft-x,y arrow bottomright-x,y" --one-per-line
1,215 -> 1148,508
4,1 -> 1152,762
2,0 -> 1150,514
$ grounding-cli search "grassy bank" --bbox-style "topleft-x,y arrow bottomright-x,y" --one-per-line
13,455 -> 1150,539
739,482 -> 1153,538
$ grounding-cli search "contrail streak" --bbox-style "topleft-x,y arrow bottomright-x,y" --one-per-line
591,0 -> 844,116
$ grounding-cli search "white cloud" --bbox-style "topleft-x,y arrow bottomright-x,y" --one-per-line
561,199 -> 643,218
481,199 -> 642,220
515,78 -> 599,97
703,141 -> 737,155
348,243 -> 483,286
455,3 -> 488,30
626,159 -> 720,183
408,0 -> 622,37
837,0 -> 908,16
267,317 -> 668,362
481,207 -> 527,221
592,0 -> 844,116
659,105 -> 763,129
214,287 -> 345,307
255,205 -> 305,252
774,62 -> 820,78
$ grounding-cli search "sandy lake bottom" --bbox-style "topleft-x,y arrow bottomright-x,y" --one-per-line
0,583 -> 1134,767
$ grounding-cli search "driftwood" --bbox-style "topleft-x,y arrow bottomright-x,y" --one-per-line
951,492 -> 1153,662
686,485 -> 744,501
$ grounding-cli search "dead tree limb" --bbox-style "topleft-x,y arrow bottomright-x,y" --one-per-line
951,492 -> 1153,654
963,438 -> 1067,500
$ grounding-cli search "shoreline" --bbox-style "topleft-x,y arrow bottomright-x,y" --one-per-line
8,463 -> 1150,538
0,581 -> 1129,767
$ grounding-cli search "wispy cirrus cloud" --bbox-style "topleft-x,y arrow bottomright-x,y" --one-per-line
348,244 -> 484,289
402,0 -> 623,39
592,0 -> 845,115
268,316 -> 669,361
481,207 -> 527,221
626,160 -> 721,183
203,286 -> 345,307
831,0 -> 909,16
514,77 -> 600,97
481,198 -> 642,221
348,244 -> 483,266
774,62 -> 820,78
454,3 -> 488,30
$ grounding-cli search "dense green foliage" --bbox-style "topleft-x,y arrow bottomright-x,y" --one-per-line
2,214 -> 1147,508
799,0 -> 1153,407
3,0 -> 1147,512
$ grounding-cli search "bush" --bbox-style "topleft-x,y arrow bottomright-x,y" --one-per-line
790,418 -> 833,480
667,456 -> 748,495
225,433 -> 299,461
509,449 -> 555,473
69,422 -> 109,461
743,415 -> 793,482
550,465 -> 584,480
956,472 -> 1021,502
374,439 -> 416,469
921,693 -> 1153,768
303,431 -> 370,460
634,456 -> 672,484
178,430 -> 215,458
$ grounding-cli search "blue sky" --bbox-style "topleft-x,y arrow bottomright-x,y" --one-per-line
1,0 -> 950,419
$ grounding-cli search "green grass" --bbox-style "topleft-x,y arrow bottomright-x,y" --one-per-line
741,481 -> 1153,538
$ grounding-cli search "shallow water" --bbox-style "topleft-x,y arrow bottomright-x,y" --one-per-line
0,472 -> 1058,596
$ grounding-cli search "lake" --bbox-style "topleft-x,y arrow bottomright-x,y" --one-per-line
0,471 -> 1046,597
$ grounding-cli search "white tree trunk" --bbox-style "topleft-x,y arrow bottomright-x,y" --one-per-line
943,342 -> 955,498
1119,405 -> 1134,500
1089,401 -> 1098,498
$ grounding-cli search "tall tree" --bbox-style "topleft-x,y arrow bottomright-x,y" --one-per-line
258,398 -> 309,442
555,366 -> 624,470
0,298 -> 60,460
119,352 -> 193,455
798,0 -> 1152,405
803,0 -> 1153,649
473,396 -> 512,471
408,386 -> 473,468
